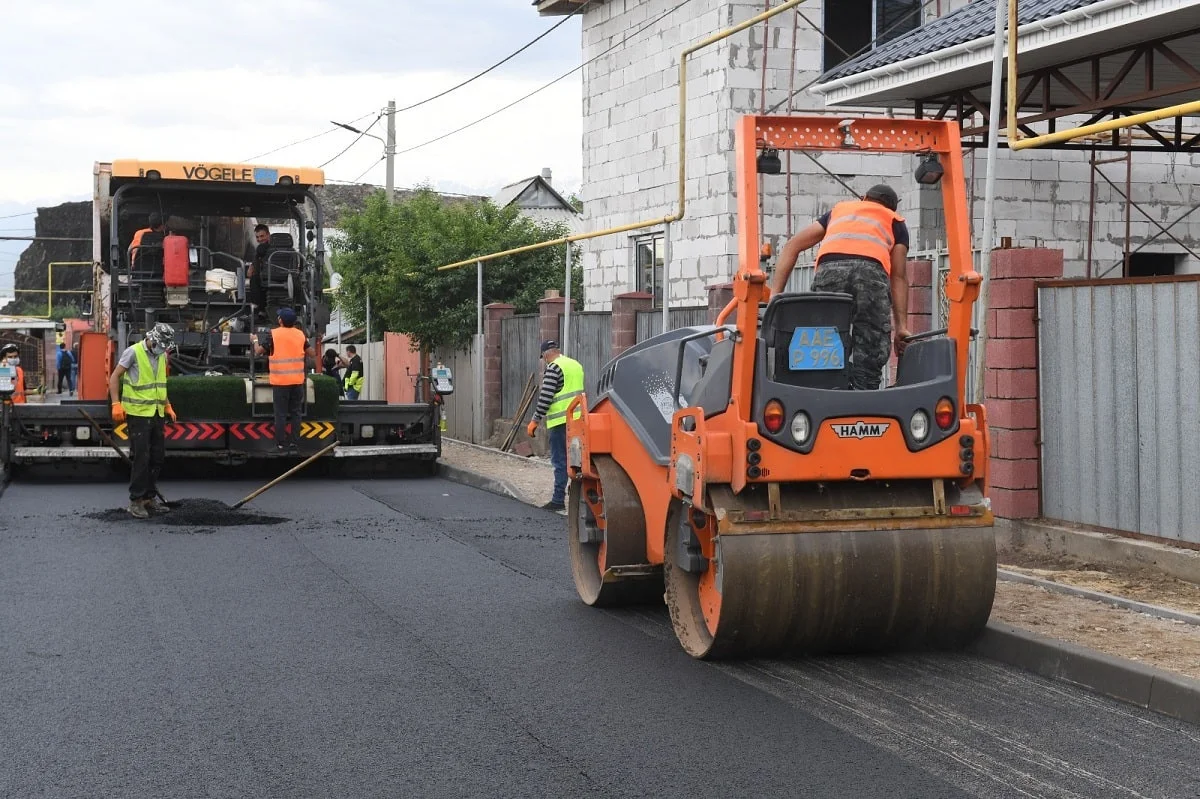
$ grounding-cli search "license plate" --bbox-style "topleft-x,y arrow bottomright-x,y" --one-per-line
787,326 -> 845,371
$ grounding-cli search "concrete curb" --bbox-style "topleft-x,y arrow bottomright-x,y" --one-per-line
998,568 -> 1200,627
997,518 -> 1200,585
437,463 -> 523,503
970,621 -> 1200,727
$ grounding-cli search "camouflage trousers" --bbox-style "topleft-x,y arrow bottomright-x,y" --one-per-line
811,258 -> 892,390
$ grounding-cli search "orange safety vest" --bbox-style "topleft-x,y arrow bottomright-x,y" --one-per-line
816,200 -> 904,275
11,365 -> 24,404
268,326 -> 307,386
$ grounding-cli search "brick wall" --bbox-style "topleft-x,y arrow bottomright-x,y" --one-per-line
984,248 -> 1063,519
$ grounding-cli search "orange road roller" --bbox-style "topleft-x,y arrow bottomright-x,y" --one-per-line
565,115 -> 995,659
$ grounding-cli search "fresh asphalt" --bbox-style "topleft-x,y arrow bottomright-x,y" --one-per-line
2,473 -> 1198,799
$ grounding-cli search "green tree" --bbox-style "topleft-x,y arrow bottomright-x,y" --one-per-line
329,187 -> 583,352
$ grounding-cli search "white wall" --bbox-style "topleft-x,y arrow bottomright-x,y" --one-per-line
577,0 -> 1200,304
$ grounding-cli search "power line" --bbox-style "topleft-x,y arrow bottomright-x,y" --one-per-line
0,211 -> 37,220
320,114 -> 384,169
391,0 -> 696,160
241,109 -> 378,163
393,0 -> 596,116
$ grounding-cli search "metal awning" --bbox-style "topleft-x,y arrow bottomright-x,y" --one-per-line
814,0 -> 1200,150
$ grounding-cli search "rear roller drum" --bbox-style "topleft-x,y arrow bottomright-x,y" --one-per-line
567,455 -> 662,607
664,499 -> 997,659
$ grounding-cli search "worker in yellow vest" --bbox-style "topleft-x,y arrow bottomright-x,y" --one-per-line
526,340 -> 584,513
251,307 -> 316,452
768,184 -> 911,390
109,323 -> 177,519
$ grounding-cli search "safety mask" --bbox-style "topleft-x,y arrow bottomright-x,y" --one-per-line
147,343 -> 162,355
7,358 -> 17,367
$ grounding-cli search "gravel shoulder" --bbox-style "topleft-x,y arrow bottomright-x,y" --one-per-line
440,438 -> 1200,680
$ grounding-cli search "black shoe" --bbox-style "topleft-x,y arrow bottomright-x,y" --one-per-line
541,500 -> 565,512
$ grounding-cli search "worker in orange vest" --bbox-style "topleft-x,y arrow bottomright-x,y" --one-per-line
129,212 -> 166,267
250,307 -> 315,452
1,344 -> 26,403
769,184 -> 911,390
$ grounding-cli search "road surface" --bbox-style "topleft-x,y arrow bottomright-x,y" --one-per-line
2,473 -> 1197,798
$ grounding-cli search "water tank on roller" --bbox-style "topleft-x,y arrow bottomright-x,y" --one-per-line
163,235 -> 190,287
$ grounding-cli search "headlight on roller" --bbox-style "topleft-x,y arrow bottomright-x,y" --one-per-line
790,412 -> 811,445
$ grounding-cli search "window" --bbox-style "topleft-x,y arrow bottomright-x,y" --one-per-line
1127,252 -> 1180,277
635,232 -> 665,307
824,0 -> 923,73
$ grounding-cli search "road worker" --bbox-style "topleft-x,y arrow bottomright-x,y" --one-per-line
251,307 -> 316,452
1,344 -> 26,404
129,212 -> 166,267
768,184 -> 911,390
526,340 -> 584,514
110,323 -> 177,519
342,345 -> 364,400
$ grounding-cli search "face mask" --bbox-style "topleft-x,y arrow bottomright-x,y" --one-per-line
147,343 -> 161,355
7,358 -> 17,366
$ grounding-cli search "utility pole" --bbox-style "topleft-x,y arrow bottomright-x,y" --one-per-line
385,99 -> 396,205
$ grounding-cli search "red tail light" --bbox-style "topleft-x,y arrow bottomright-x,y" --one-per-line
763,400 -> 785,433
935,397 -> 955,429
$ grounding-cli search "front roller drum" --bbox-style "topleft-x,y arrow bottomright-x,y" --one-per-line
568,455 -> 663,607
664,500 -> 996,659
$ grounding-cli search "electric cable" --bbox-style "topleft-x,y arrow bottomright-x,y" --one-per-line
388,0 -> 696,160
319,114 -> 384,169
241,109 -> 378,163
393,0 -> 597,115
0,211 -> 37,220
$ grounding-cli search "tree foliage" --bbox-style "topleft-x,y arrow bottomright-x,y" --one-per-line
329,188 -> 583,352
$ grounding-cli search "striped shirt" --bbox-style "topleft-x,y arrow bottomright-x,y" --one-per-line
532,361 -> 564,421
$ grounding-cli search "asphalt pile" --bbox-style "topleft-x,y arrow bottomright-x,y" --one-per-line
86,498 -> 286,527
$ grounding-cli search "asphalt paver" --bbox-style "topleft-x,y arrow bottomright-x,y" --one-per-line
2,474 -> 1198,799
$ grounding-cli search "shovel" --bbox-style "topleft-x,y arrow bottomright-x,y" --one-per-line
79,408 -> 170,505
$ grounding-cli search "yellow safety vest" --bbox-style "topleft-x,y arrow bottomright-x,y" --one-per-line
122,342 -> 167,417
546,355 -> 584,429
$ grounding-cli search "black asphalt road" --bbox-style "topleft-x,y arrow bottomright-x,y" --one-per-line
2,474 -> 1198,799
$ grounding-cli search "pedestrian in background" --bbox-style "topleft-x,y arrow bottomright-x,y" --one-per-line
342,345 -> 364,400
526,340 -> 584,514
1,344 -> 25,404
56,343 -> 75,395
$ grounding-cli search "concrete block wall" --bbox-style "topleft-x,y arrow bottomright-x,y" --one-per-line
578,0 -> 1200,310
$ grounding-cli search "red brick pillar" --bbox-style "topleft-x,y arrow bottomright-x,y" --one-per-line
483,303 -> 514,425
611,291 -> 653,358
984,248 -> 1063,519
905,259 -> 934,335
538,295 -> 566,348
707,282 -> 734,324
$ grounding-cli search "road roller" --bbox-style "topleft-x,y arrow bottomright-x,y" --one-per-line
564,114 -> 996,659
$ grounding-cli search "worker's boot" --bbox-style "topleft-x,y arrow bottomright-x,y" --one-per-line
145,497 -> 171,514
127,500 -> 150,520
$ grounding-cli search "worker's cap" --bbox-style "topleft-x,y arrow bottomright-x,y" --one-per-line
0,344 -> 17,355
277,307 -> 297,325
145,322 -> 176,350
540,340 -> 559,354
865,184 -> 899,211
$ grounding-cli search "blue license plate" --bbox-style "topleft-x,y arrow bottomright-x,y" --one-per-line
787,326 -> 845,371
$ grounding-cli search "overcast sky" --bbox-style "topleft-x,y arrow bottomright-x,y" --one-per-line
0,0 -> 584,292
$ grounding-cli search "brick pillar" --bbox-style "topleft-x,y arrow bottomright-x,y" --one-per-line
707,282 -> 734,324
538,295 -> 566,348
905,259 -> 934,335
610,291 -> 653,358
484,303 -> 515,425
984,248 -> 1063,519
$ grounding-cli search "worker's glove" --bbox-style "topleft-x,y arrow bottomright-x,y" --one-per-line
165,403 -> 177,423
526,420 -> 538,438
111,402 -> 126,423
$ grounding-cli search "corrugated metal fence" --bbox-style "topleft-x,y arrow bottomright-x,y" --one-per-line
635,307 -> 711,342
501,314 -> 540,419
559,312 -> 611,401
433,343 -> 479,443
1038,278 -> 1200,545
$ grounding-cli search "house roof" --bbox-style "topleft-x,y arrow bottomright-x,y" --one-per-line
493,175 -> 579,215
813,0 -> 1200,111
821,0 -> 1105,82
